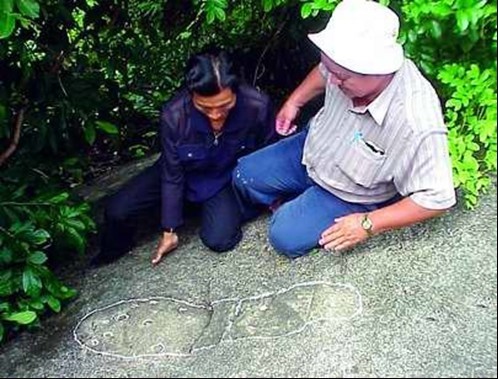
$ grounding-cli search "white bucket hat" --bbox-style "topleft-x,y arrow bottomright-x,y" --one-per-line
308,0 -> 404,75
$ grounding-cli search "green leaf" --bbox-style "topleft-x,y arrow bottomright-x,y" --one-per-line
446,99 -> 462,111
15,0 -> 39,18
84,123 -> 96,145
49,192 -> 69,204
22,268 -> 42,296
28,300 -> 44,310
2,206 -> 20,224
27,229 -> 50,245
0,248 -> 13,265
27,251 -> 48,265
52,285 -> 77,300
301,3 -> 313,18
262,0 -> 270,12
456,12 -> 469,33
0,270 -> 14,296
65,219 -> 86,231
0,302 -> 10,312
212,0 -> 227,7
0,321 -> 4,342
96,121 -> 119,135
66,227 -> 85,254
206,10 -> 215,24
10,221 -> 34,236
430,20 -> 442,39
214,7 -> 226,21
65,287 -> 77,299
0,10 -> 15,39
0,0 -> 14,14
2,311 -> 37,325
0,0 -> 14,13
46,295 -> 61,313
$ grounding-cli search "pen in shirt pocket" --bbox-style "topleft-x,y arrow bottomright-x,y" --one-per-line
362,139 -> 385,156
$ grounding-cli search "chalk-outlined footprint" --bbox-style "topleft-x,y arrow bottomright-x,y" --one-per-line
73,281 -> 362,359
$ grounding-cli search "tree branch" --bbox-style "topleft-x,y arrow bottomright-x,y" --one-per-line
252,13 -> 289,87
0,107 -> 26,168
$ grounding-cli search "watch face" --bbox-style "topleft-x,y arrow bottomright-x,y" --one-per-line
362,217 -> 373,230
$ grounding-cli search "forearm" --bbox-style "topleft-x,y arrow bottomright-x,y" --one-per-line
160,121 -> 185,229
160,152 -> 184,229
286,65 -> 326,108
369,197 -> 448,235
161,183 -> 184,229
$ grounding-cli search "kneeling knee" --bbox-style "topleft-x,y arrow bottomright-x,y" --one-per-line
200,232 -> 241,253
233,162 -> 252,191
269,223 -> 309,259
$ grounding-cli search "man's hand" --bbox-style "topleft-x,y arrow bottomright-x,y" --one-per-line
319,213 -> 370,253
151,231 -> 179,266
275,102 -> 300,136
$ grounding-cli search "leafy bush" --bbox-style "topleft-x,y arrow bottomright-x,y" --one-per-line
438,64 -> 497,207
0,183 -> 95,341
398,0 -> 497,208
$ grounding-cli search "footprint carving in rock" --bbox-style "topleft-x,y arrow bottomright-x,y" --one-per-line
73,282 -> 362,359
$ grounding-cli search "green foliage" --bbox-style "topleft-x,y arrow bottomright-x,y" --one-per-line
300,0 -> 338,18
398,0 -> 496,76
438,64 -> 497,208
395,0 -> 497,207
202,0 -> 228,23
261,0 -> 290,12
0,0 -> 40,39
0,181 -> 94,341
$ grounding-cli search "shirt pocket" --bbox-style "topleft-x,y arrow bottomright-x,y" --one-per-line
336,139 -> 386,188
177,144 -> 208,170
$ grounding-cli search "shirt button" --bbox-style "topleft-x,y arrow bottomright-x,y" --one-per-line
187,153 -> 193,158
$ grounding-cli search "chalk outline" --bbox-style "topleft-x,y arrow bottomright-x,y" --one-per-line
73,281 -> 363,359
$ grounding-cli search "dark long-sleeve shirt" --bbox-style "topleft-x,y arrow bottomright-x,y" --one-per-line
159,84 -> 276,230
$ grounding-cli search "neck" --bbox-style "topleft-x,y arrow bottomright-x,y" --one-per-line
353,74 -> 394,107
211,123 -> 224,133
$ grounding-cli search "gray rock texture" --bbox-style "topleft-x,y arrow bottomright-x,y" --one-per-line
0,159 -> 496,378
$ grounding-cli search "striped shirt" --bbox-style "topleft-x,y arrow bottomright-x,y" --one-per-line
302,59 -> 456,210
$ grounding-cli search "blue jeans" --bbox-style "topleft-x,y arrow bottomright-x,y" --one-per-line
233,131 -> 390,258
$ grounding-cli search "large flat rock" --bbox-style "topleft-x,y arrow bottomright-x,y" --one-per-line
0,183 -> 496,377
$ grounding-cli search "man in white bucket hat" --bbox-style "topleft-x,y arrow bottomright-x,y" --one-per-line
233,0 -> 456,258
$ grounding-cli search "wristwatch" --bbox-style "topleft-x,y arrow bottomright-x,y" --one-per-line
360,214 -> 374,237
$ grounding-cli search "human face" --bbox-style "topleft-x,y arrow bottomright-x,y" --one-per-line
320,53 -> 388,105
192,87 -> 237,131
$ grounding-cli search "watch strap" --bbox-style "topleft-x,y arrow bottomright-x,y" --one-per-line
361,214 -> 374,237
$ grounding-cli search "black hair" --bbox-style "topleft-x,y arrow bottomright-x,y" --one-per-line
185,49 -> 238,96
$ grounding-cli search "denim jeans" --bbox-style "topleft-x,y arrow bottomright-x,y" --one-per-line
233,131 -> 392,258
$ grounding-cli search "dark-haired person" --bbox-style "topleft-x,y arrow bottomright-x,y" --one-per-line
90,50 -> 276,267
